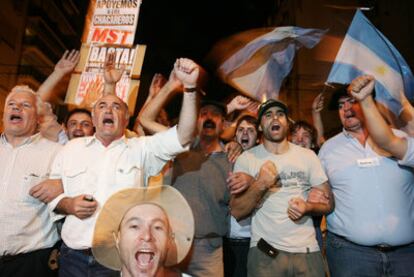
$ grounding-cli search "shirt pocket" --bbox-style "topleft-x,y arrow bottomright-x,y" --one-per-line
21,172 -> 49,204
115,164 -> 143,187
64,166 -> 88,196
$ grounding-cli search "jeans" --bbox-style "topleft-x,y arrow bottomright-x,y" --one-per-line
326,232 -> 414,277
59,243 -> 119,277
223,237 -> 250,277
0,247 -> 57,277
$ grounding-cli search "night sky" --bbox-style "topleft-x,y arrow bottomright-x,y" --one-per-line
133,0 -> 277,110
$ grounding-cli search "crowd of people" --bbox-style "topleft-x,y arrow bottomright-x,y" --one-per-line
1,48 -> 414,277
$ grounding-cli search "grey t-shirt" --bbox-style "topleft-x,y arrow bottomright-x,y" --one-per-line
172,146 -> 231,238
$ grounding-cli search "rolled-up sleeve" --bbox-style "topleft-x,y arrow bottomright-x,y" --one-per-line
139,125 -> 189,178
399,136 -> 414,168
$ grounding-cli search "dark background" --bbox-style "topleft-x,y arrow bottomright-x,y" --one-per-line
133,0 -> 278,114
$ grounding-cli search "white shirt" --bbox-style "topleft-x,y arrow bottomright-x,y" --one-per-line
235,143 -> 327,253
48,126 -> 187,249
0,133 -> 62,255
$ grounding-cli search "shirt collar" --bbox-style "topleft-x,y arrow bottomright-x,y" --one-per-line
342,128 -> 354,139
85,134 -> 128,148
191,136 -> 225,153
1,132 -> 41,146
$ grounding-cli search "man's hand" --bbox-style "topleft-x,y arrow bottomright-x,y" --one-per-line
173,58 -> 199,88
348,75 -> 375,101
227,95 -> 255,114
312,93 -> 324,114
54,49 -> 80,76
257,161 -> 279,190
148,73 -> 167,100
227,172 -> 254,195
287,197 -> 307,221
29,179 -> 63,203
38,102 -> 62,142
307,187 -> 330,205
103,52 -> 125,86
80,77 -> 103,108
224,141 -> 243,163
59,195 -> 98,219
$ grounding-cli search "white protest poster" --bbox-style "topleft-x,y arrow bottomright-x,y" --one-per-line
87,0 -> 142,45
66,44 -> 146,113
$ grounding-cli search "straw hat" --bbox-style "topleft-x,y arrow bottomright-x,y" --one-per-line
92,185 -> 194,270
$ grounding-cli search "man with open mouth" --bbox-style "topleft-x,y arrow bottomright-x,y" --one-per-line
43,58 -> 199,277
0,86 -> 62,277
319,77 -> 414,276
224,114 -> 259,277
92,185 -> 194,277
64,108 -> 95,141
231,99 -> 333,277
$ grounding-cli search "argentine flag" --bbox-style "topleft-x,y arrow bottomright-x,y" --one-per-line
327,10 -> 414,115
219,26 -> 326,101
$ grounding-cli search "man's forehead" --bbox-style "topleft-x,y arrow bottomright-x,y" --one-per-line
294,126 -> 311,135
265,106 -> 286,113
95,95 -> 128,111
69,112 -> 92,121
200,105 -> 223,115
6,90 -> 36,102
338,95 -> 354,103
97,95 -> 123,104
238,120 -> 256,129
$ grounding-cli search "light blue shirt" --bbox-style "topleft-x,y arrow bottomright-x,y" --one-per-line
400,136 -> 414,168
229,216 -> 251,239
319,129 -> 414,246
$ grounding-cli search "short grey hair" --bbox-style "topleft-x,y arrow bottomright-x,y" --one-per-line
6,85 -> 44,113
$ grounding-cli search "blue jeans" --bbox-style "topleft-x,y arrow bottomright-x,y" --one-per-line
223,237 -> 250,277
59,243 -> 119,277
326,232 -> 414,277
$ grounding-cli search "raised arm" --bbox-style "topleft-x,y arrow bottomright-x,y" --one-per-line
103,52 -> 125,96
138,72 -> 182,134
173,58 -> 199,147
227,95 -> 255,114
221,95 -> 259,141
398,90 -> 414,136
230,161 -> 279,220
38,101 -> 63,142
311,93 -> 326,146
350,75 -> 407,159
37,49 -> 80,102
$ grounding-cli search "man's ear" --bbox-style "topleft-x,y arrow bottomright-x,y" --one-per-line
258,125 -> 262,132
113,231 -> 120,253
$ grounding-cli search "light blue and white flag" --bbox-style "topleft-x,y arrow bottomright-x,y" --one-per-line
219,26 -> 326,101
327,9 -> 414,115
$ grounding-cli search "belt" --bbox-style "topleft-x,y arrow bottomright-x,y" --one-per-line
374,244 -> 407,252
0,248 -> 52,263
224,237 -> 250,244
79,248 -> 93,256
0,253 -> 23,263
329,232 -> 413,252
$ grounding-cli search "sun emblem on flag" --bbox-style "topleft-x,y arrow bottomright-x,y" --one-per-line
375,65 -> 387,76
